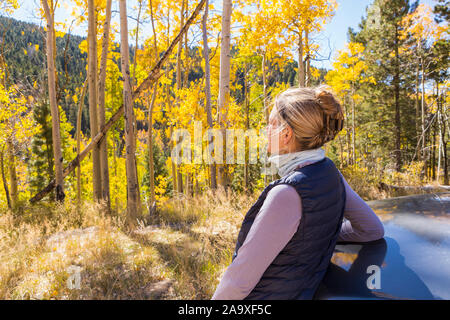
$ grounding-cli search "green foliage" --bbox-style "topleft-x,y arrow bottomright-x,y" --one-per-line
429,39 -> 450,82
230,162 -> 264,194
141,139 -> 172,199
433,0 -> 449,23
26,100 -> 76,201
349,0 -> 418,167
27,101 -> 54,199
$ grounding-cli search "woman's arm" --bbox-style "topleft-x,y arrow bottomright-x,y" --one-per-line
211,184 -> 302,300
337,171 -> 385,242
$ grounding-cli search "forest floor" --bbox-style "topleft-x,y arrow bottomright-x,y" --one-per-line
0,188 -> 255,299
0,168 -> 447,299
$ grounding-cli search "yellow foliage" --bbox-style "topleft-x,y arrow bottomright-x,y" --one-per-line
325,41 -> 374,106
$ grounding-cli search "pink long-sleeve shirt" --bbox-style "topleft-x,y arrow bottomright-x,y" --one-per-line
211,161 -> 385,300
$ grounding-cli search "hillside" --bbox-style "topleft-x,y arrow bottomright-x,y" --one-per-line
0,15 -> 87,132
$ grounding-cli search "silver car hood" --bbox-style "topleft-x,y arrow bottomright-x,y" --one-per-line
315,192 -> 450,300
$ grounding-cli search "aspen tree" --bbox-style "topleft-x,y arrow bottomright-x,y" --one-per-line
88,0 -> 101,201
202,0 -> 217,190
217,0 -> 232,188
120,0 -> 140,222
98,0 -> 113,211
41,0 -> 65,202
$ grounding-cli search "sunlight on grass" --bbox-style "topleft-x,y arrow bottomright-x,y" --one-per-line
0,188 -> 257,299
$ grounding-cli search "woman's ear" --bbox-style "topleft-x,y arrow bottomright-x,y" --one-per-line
282,126 -> 293,145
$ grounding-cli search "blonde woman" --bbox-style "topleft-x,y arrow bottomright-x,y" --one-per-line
212,85 -> 385,300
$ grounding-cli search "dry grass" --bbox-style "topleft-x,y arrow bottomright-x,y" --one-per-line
0,187 -> 257,300
135,187 -> 257,299
339,161 -> 444,200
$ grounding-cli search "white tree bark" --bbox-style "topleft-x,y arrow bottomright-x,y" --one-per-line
98,0 -> 112,211
217,0 -> 232,188
41,0 -> 65,202
202,0 -> 217,190
120,0 -> 140,222
76,78 -> 88,206
298,30 -> 305,87
88,0 -> 101,201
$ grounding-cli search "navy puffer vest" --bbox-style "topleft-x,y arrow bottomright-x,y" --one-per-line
233,157 -> 346,300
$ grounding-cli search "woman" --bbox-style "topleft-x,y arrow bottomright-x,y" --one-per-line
212,85 -> 385,300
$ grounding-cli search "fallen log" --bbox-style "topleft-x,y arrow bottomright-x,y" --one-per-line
29,0 -> 206,204
378,182 -> 450,192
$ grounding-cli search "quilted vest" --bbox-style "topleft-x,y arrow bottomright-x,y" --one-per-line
233,157 -> 346,300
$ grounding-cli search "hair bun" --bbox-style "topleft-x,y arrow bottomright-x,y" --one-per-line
271,85 -> 345,150
315,85 -> 345,142
315,85 -> 343,119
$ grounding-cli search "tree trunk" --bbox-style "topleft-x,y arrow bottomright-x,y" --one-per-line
431,114 -> 442,183
185,172 -> 191,197
184,4 -> 190,88
41,0 -> 65,202
175,0 -> 185,194
415,61 -> 421,159
88,0 -> 102,202
393,25 -> 402,173
147,0 -> 158,213
132,0 -> 143,89
51,0 -> 59,103
131,0 -> 143,210
244,63 -> 249,191
437,82 -> 448,185
183,3 -> 192,197
202,0 -> 217,190
217,0 -> 232,189
0,146 -> 11,209
298,30 -> 305,87
421,59 -> 427,178
344,95 -> 351,165
163,5 -> 177,197
305,28 -> 310,87
176,0 -> 185,89
120,0 -> 140,223
113,139 -> 118,212
6,137 -> 17,209
147,88 -> 157,213
97,0 -> 113,212
351,86 -> 356,165
169,87 -> 177,196
262,52 -> 269,185
76,78 -> 88,207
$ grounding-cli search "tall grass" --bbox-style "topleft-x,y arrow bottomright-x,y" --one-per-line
0,187 -> 257,299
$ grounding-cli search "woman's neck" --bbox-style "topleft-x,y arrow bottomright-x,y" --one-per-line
268,147 -> 326,177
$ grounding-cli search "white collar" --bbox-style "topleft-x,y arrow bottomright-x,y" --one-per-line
268,147 -> 326,177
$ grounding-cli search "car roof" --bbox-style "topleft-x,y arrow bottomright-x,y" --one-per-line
315,192 -> 450,300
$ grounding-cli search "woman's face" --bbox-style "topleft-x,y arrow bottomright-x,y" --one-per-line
267,109 -> 292,155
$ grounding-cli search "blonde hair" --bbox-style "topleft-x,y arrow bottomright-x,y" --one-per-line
269,84 -> 345,151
